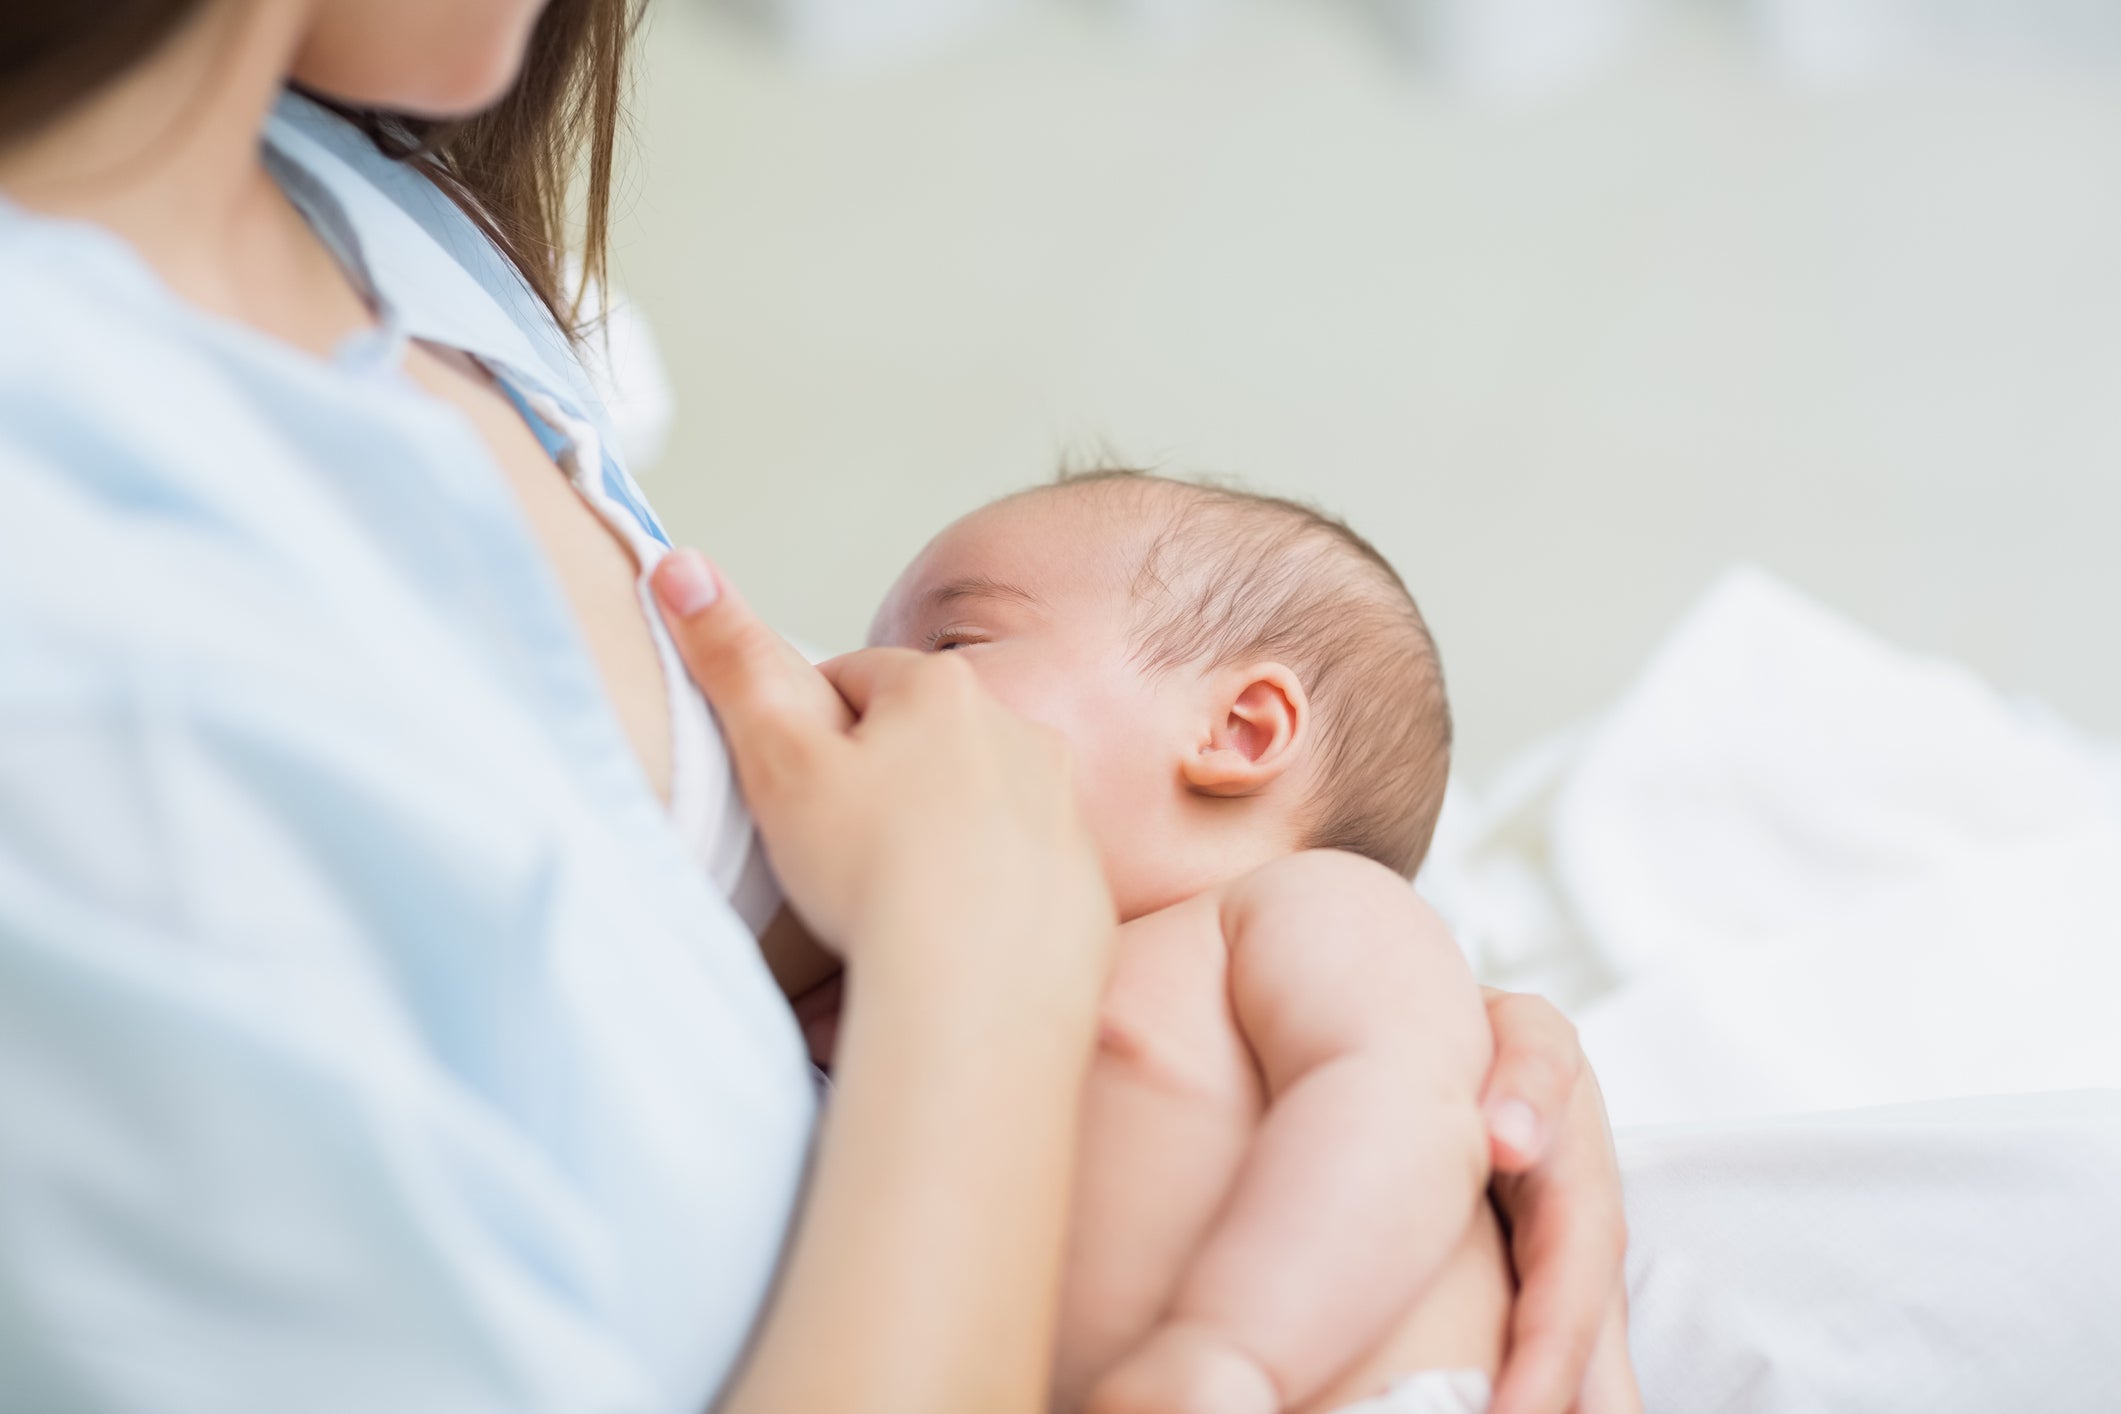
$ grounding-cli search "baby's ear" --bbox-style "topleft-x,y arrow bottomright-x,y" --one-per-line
1181,662 -> 1308,798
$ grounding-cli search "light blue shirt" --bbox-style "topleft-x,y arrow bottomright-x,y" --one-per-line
0,94 -> 818,1413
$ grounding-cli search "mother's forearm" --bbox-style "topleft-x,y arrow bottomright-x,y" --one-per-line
718,947 -> 1102,1414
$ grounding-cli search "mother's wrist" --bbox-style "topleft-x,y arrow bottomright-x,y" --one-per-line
846,917 -> 1109,1030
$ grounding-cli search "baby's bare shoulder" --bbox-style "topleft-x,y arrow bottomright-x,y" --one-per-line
1219,850 -> 1484,1081
1219,848 -> 1448,951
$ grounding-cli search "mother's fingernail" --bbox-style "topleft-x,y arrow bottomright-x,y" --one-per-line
1488,1099 -> 1541,1158
656,549 -> 720,617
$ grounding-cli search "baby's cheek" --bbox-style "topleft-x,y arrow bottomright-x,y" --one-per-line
1065,721 -> 1167,850
962,662 -> 1048,729
970,659 -> 1079,738
969,658 -> 1140,814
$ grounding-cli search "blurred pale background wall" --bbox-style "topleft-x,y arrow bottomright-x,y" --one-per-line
608,0 -> 2121,776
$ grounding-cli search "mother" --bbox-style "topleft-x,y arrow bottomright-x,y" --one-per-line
0,4 -> 1630,1411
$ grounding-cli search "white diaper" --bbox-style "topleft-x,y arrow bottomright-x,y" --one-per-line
1328,1369 -> 1491,1414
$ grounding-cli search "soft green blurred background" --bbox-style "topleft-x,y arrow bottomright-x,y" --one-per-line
608,0 -> 2121,775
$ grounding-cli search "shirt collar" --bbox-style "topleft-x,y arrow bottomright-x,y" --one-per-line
261,91 -> 619,447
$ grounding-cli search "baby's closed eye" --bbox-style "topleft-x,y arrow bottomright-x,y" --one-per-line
925,626 -> 990,651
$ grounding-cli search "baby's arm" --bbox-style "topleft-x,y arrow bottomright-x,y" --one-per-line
1088,850 -> 1494,1414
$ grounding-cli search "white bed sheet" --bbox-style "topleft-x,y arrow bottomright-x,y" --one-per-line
1622,1090 -> 2121,1413
1418,567 -> 2121,1408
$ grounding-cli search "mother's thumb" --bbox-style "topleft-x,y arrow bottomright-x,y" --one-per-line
651,550 -> 847,760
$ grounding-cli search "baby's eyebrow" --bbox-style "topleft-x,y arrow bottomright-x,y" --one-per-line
923,576 -> 1041,612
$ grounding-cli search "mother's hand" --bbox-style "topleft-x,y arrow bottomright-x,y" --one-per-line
651,551 -> 1115,1414
650,550 -> 1112,990
1481,990 -> 1642,1414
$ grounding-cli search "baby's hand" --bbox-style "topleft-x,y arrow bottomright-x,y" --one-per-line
1086,1322 -> 1280,1414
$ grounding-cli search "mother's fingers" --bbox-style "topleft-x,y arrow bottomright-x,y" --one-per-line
1489,1165 -> 1628,1414
1487,1070 -> 1630,1414
818,645 -> 965,715
652,551 -> 850,798
1577,1277 -> 1644,1414
1481,989 -> 1587,1173
1479,988 -> 1634,1414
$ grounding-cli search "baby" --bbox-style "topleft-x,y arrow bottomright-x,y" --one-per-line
775,470 -> 1507,1414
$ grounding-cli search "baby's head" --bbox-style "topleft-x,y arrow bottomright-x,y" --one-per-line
871,470 -> 1450,921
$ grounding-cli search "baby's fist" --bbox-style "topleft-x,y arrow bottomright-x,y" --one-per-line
1086,1323 -> 1280,1414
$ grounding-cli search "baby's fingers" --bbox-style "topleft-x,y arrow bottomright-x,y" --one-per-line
652,550 -> 850,807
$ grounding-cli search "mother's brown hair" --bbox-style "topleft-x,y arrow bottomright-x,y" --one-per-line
0,0 -> 640,341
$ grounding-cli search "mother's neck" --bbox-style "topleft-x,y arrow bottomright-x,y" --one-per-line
0,0 -> 363,350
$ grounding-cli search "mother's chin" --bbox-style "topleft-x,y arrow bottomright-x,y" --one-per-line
290,0 -> 556,120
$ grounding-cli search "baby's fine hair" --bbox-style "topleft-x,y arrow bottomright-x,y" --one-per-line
1048,467 -> 1451,878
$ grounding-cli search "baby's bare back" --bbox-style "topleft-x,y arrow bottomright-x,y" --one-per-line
1052,883 -> 1510,1414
